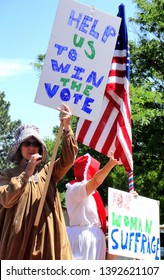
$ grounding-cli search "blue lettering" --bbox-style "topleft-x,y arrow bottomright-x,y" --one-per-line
147,236 -> 151,254
44,83 -> 59,98
81,97 -> 94,114
155,238 -> 160,260
54,44 -> 68,55
73,93 -> 83,104
151,236 -> 156,254
121,230 -> 128,250
67,10 -> 82,28
110,229 -> 160,260
71,66 -> 85,80
89,19 -> 99,39
60,88 -> 71,101
67,10 -> 116,43
68,49 -> 77,61
86,71 -> 104,88
79,15 -> 92,34
102,26 -> 116,43
140,233 -> 147,253
51,60 -> 71,73
134,232 -> 141,253
111,229 -> 119,249
129,232 -> 135,250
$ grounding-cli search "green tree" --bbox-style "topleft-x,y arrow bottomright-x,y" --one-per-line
0,92 -> 21,170
130,85 -> 164,221
129,0 -> 164,222
129,0 -> 164,91
32,54 -> 45,75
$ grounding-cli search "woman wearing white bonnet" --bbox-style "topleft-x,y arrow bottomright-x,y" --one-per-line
6,124 -> 48,164
0,103 -> 78,260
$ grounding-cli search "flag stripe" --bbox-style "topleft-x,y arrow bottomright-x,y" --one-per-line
110,69 -> 126,78
76,119 -> 91,143
110,62 -> 126,70
89,101 -> 114,148
76,4 -> 134,184
101,118 -> 117,155
114,136 -> 131,171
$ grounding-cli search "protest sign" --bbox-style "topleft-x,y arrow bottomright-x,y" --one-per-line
35,0 -> 121,120
108,187 -> 160,260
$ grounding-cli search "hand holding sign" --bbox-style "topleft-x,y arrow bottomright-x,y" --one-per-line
57,103 -> 72,131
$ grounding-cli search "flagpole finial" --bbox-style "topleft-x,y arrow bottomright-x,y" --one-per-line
118,3 -> 125,12
119,3 -> 125,8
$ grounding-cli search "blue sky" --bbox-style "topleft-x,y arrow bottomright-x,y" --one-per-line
0,0 -> 136,138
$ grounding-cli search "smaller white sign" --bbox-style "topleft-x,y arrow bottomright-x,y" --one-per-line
35,0 -> 121,121
108,187 -> 160,260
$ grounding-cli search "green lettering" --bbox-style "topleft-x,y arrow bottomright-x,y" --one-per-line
130,217 -> 138,230
145,219 -> 152,234
71,81 -> 82,91
60,78 -> 70,86
85,41 -> 95,60
124,215 -> 129,227
138,218 -> 143,232
83,85 -> 93,96
112,212 -> 121,227
73,34 -> 84,47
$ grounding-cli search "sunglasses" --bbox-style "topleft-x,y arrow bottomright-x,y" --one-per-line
22,140 -> 41,148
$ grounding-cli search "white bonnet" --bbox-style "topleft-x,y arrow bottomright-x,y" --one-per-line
7,124 -> 48,163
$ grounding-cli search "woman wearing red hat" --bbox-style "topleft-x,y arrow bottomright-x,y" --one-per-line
66,152 -> 122,260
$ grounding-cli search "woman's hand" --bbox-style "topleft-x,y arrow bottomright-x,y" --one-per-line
130,190 -> 138,197
109,151 -> 123,168
25,153 -> 42,177
57,103 -> 72,131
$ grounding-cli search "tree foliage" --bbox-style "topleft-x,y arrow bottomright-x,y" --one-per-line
129,0 -> 164,91
128,0 -> 164,222
31,54 -> 45,76
130,85 -> 164,221
0,92 -> 21,170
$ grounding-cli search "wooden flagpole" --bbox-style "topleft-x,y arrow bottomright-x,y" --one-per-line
34,123 -> 63,227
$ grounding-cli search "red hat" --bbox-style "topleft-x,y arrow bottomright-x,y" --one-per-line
70,153 -> 107,234
74,153 -> 100,181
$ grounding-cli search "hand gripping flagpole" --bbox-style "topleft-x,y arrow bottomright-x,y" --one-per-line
34,123 -> 63,227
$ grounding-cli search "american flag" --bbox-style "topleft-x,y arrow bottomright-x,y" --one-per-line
76,4 -> 134,190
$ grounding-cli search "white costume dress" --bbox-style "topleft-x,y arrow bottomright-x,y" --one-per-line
66,154 -> 106,260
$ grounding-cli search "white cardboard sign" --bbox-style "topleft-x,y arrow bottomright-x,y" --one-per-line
108,187 -> 160,260
35,0 -> 121,120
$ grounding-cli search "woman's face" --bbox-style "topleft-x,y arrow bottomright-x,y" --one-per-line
20,137 -> 41,161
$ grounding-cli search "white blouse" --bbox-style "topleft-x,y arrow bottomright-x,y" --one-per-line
66,180 -> 101,228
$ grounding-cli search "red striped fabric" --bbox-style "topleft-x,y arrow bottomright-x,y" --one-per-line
76,5 -> 134,187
